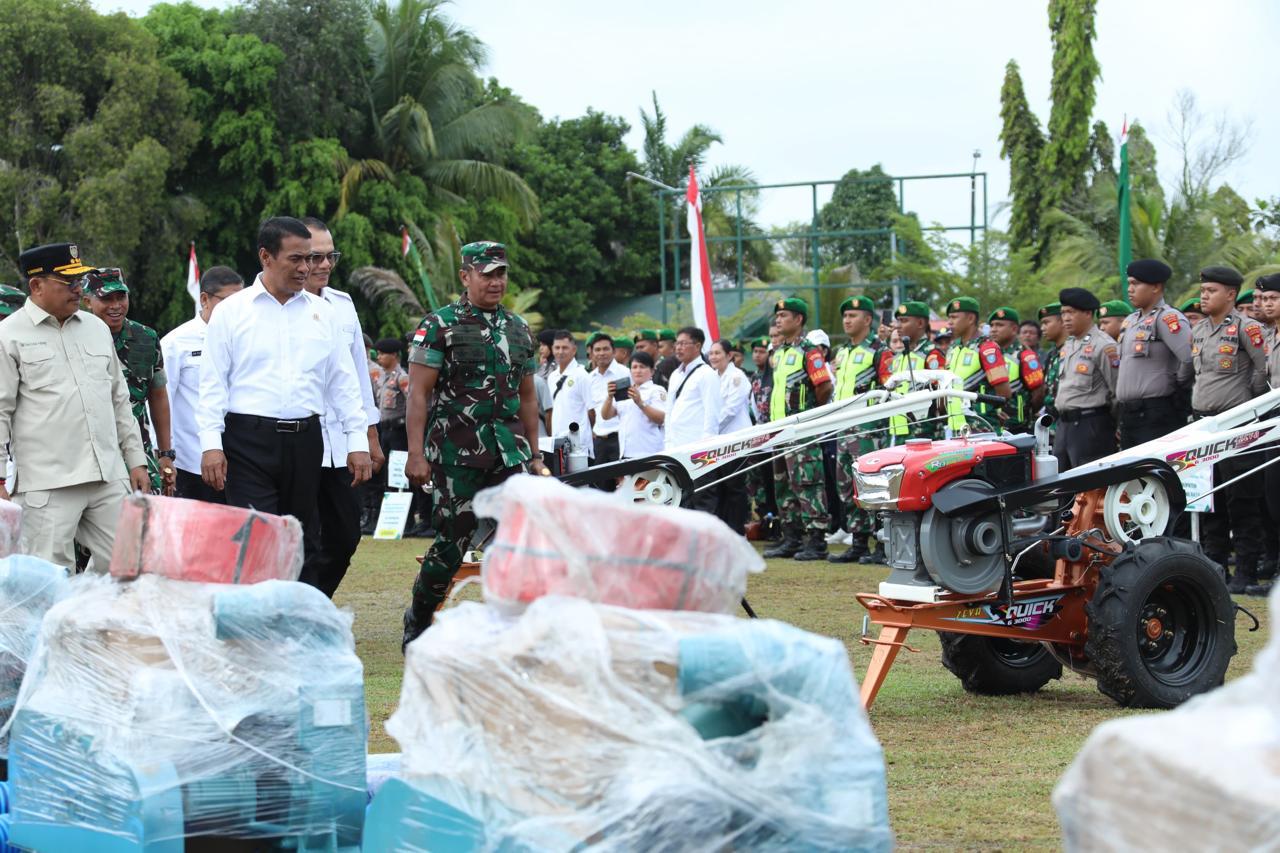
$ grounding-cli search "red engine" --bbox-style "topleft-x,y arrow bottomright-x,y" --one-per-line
854,434 -> 1045,511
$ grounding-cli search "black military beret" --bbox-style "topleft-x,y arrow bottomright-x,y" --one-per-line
1200,265 -> 1244,289
1126,259 -> 1172,285
1255,273 -> 1280,293
1058,287 -> 1100,312
374,338 -> 402,354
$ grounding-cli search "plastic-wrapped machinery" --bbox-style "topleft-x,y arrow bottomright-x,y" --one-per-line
365,476 -> 892,852
1053,587 -> 1280,850
3,495 -> 367,851
0,556 -> 68,760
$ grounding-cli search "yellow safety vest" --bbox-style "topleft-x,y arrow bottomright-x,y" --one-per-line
889,350 -> 927,437
770,344 -> 807,421
833,339 -> 878,401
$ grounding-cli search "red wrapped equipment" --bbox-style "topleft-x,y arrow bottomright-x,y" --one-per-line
475,475 -> 762,615
109,493 -> 303,584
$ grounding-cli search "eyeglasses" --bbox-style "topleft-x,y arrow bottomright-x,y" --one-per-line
307,251 -> 342,267
37,274 -> 89,290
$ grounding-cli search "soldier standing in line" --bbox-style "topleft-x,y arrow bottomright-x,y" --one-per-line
1178,265 -> 1268,594
654,328 -> 680,388
1236,288 -> 1257,321
987,307 -> 1045,434
1053,288 -> 1119,471
1252,273 -> 1280,597
829,296 -> 883,564
84,269 -> 176,494
632,330 -> 661,385
1096,300 -> 1130,341
1179,297 -> 1206,326
761,297 -> 833,561
1037,303 -> 1065,419
746,336 -> 777,527
403,242 -> 548,647
883,301 -> 944,442
943,297 -> 1010,434
1115,259 -> 1193,449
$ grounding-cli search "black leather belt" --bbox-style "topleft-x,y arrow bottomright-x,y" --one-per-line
1057,406 -> 1110,423
226,413 -> 320,433
1117,398 -> 1174,414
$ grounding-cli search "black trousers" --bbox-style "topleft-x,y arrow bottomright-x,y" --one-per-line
1053,410 -> 1116,472
299,467 -> 363,597
589,432 -> 620,491
711,457 -> 750,535
174,467 -> 225,504
1264,450 -> 1280,564
1201,453 -> 1262,576
223,413 -> 323,575
1118,398 -> 1181,450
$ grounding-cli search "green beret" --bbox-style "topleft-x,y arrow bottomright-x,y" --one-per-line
1097,300 -> 1132,319
585,331 -> 614,348
613,337 -> 632,350
1037,303 -> 1061,320
1236,289 -> 1254,306
839,295 -> 875,315
987,306 -> 1019,324
1177,297 -> 1202,313
749,336 -> 769,349
0,283 -> 26,317
946,296 -> 980,316
633,329 -> 658,343
774,296 -> 809,318
658,328 -> 676,341
894,301 -> 929,320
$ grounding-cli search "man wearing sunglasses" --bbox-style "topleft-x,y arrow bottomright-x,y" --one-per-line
84,269 -> 176,496
297,216 -> 383,598
0,242 -> 150,569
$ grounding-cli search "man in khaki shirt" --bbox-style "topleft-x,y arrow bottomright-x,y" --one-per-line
0,243 -> 149,569
1054,287 -> 1119,471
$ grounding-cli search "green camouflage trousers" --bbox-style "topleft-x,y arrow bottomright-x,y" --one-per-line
783,444 -> 829,533
773,456 -> 795,527
409,462 -> 523,622
836,434 -> 877,534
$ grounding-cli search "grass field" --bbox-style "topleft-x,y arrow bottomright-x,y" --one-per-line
336,537 -> 1272,850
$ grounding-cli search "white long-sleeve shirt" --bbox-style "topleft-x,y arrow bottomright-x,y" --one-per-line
318,287 -> 379,467
547,359 -> 594,457
159,315 -> 208,475
197,277 -> 369,455
717,361 -> 752,435
663,359 -> 722,450
585,360 -> 630,438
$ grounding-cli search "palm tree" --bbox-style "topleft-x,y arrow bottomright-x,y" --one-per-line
339,0 -> 539,290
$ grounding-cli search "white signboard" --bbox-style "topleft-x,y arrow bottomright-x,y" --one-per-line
387,450 -> 409,490
1181,464 -> 1214,514
373,491 -> 415,540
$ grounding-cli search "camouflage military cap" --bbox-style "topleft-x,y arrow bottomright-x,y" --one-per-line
85,267 -> 129,296
633,329 -> 658,343
774,296 -> 809,318
1236,289 -> 1254,306
460,241 -> 508,273
1177,297 -> 1202,313
1097,299 -> 1132,318
946,296 -> 980,316
1037,303 -> 1061,320
658,328 -> 677,341
839,295 -> 875,315
987,306 -> 1019,324
0,283 -> 26,317
895,301 -> 929,320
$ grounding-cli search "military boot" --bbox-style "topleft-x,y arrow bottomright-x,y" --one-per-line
402,605 -> 433,652
1227,559 -> 1257,595
828,535 -> 869,564
793,530 -> 829,561
858,541 -> 887,565
763,531 -> 803,559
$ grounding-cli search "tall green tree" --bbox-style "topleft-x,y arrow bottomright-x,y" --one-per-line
997,60 -> 1045,253
1039,0 -> 1100,214
818,164 -> 901,275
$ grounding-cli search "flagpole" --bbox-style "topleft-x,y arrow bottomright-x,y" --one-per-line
1116,118 -> 1132,290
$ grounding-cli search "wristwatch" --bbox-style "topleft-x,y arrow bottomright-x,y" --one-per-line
158,450 -> 177,460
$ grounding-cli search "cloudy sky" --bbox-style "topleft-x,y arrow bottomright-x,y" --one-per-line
95,0 -> 1278,235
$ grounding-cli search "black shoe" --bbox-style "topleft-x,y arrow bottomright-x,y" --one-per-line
828,539 -> 869,564
402,606 -> 430,653
1244,580 -> 1273,596
794,532 -> 829,562
1227,573 -> 1252,594
405,522 -> 437,539
858,545 -> 887,565
763,535 -> 802,558
1258,559 -> 1277,582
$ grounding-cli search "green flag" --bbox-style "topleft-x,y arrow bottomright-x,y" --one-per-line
1116,121 -> 1131,286
401,225 -> 441,311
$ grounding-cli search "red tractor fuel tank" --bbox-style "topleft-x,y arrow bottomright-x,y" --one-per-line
854,434 -> 1042,512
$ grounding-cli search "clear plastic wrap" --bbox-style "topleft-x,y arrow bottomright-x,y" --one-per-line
4,574 -> 367,849
476,474 -> 763,614
372,597 -> 892,852
1053,586 -> 1280,850
0,556 -> 68,758
109,492 -> 304,584
0,500 -> 21,559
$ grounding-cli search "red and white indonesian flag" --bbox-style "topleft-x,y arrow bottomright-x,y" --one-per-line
686,165 -> 719,350
186,242 -> 200,318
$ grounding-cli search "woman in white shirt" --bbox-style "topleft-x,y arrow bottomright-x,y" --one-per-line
708,339 -> 751,435
600,351 -> 667,459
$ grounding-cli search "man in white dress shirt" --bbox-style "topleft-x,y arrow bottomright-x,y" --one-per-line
546,330 -> 593,461
583,332 -> 629,468
297,217 -> 384,597
664,326 -> 722,511
198,217 -> 372,555
160,265 -> 244,502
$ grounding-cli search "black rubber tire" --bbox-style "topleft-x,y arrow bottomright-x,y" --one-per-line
1085,536 -> 1236,709
939,632 -> 1063,695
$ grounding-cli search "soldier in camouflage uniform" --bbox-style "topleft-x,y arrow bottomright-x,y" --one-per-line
762,297 -> 834,561
0,284 -> 25,319
829,296 -> 886,563
1038,303 -> 1065,420
987,306 -> 1045,433
84,269 -> 174,494
403,242 -> 548,648
746,336 -> 777,526
885,301 -> 945,444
